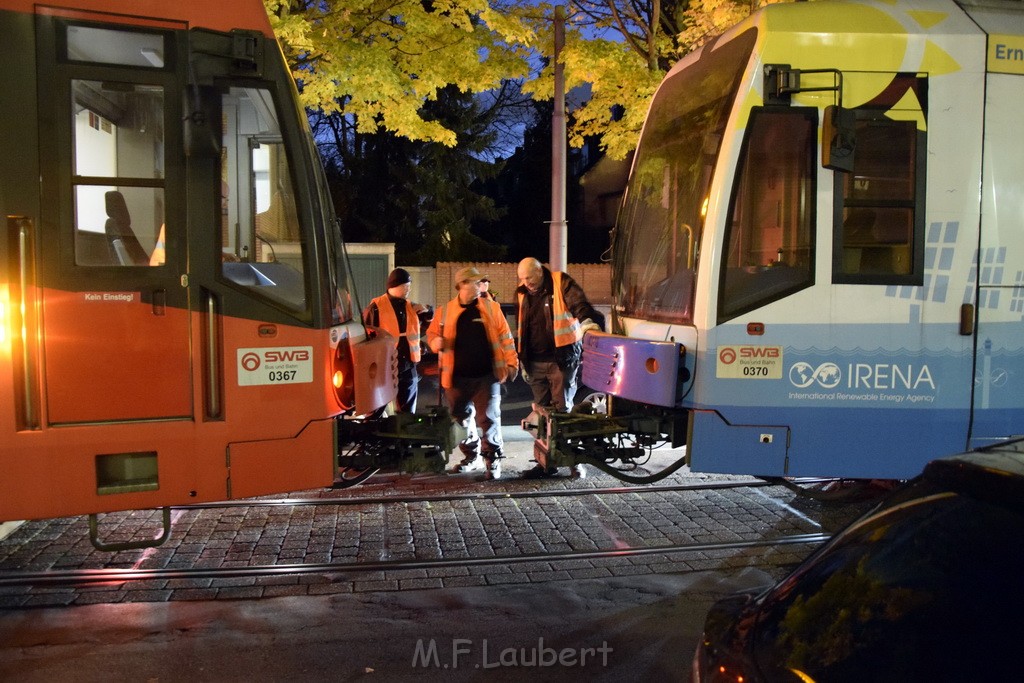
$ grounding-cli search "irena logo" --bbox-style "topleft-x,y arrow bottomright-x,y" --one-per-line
241,352 -> 261,371
789,362 -> 842,389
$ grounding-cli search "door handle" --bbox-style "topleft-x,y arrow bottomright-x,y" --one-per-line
960,303 -> 974,336
152,288 -> 166,316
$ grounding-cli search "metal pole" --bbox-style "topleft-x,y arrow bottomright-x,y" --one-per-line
549,4 -> 567,271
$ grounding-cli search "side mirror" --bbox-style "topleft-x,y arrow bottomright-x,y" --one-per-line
823,105 -> 856,173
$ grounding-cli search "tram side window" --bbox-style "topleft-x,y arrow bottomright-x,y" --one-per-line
220,87 -> 308,314
71,80 -> 165,267
834,113 -> 924,284
719,108 -> 816,322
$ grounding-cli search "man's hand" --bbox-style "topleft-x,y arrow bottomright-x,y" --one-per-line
506,365 -> 519,383
580,318 -> 602,335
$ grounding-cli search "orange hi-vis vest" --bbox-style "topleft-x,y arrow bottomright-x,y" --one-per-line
371,294 -> 421,363
428,297 -> 517,389
517,271 -> 583,349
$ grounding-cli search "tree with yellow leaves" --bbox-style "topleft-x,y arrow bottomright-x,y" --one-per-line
266,0 -> 788,164
265,0 -> 535,147
528,0 -> 789,159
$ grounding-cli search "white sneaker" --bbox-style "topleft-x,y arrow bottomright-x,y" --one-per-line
487,459 -> 502,480
572,464 -> 587,479
454,455 -> 485,473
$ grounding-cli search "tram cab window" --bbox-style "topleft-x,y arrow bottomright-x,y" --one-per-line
219,87 -> 308,314
70,80 -> 166,267
613,28 -> 757,325
833,84 -> 926,285
719,108 -> 816,322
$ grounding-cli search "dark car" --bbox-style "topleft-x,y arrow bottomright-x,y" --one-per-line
692,439 -> 1024,682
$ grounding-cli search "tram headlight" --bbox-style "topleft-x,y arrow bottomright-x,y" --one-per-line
332,339 -> 355,411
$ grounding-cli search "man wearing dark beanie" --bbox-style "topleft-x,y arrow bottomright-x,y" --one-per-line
363,268 -> 428,413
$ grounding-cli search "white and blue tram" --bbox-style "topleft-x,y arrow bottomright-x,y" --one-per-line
577,0 -> 1024,480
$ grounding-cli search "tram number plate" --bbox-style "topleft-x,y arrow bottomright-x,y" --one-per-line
716,345 -> 783,380
237,346 -> 314,386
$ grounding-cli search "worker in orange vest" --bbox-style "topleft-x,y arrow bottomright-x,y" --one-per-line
516,257 -> 604,479
427,267 -> 518,480
363,268 -> 428,414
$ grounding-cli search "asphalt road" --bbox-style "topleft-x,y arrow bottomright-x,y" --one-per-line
0,568 -> 780,682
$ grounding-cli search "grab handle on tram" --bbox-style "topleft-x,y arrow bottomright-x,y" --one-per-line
204,290 -> 223,419
10,216 -> 40,430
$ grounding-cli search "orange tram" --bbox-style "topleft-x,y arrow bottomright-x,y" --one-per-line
0,0 -> 406,544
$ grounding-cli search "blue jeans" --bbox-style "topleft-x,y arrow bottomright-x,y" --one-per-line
446,374 -> 503,453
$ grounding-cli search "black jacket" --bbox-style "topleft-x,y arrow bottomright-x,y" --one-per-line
515,268 -> 604,369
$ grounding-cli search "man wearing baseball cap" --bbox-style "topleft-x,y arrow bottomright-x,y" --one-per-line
426,267 -> 518,479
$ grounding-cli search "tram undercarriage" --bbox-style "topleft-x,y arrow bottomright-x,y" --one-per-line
526,399 -> 690,484
529,399 -> 893,500
335,408 -> 457,486
334,397 -> 691,487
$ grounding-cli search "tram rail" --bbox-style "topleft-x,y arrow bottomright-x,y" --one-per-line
0,474 -> 870,606
177,478 -> 775,511
0,532 -> 830,589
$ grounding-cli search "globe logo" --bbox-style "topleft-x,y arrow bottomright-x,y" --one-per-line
790,362 -> 841,389
719,348 -> 737,364
241,352 -> 261,371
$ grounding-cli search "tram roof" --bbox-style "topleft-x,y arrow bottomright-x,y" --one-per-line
0,0 -> 275,38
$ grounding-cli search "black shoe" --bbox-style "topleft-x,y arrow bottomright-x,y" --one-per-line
522,464 -> 557,479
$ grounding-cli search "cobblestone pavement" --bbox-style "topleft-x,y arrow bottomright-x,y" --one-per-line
0,363 -> 873,609
0,426 -> 870,608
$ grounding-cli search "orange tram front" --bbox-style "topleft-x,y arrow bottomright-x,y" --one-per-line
0,0 -> 396,529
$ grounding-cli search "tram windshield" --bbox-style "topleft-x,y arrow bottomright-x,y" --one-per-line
220,86 -> 309,314
613,29 -> 756,324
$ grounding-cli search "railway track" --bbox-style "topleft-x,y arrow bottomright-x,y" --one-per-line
178,477 -> 775,511
0,476 -> 867,602
0,531 -> 830,589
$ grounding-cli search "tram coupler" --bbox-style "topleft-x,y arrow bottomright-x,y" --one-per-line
525,399 -> 689,483
337,406 -> 457,476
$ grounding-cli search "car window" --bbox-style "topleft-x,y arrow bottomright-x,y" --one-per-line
752,484 -> 1024,681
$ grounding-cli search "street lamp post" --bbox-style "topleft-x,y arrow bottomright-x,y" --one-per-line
549,4 -> 567,271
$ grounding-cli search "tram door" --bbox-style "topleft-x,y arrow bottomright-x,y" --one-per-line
971,72 -> 1024,445
37,20 -> 192,425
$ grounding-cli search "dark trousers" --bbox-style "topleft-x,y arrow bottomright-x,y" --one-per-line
525,360 -> 578,412
446,374 -> 503,453
396,361 -> 419,414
